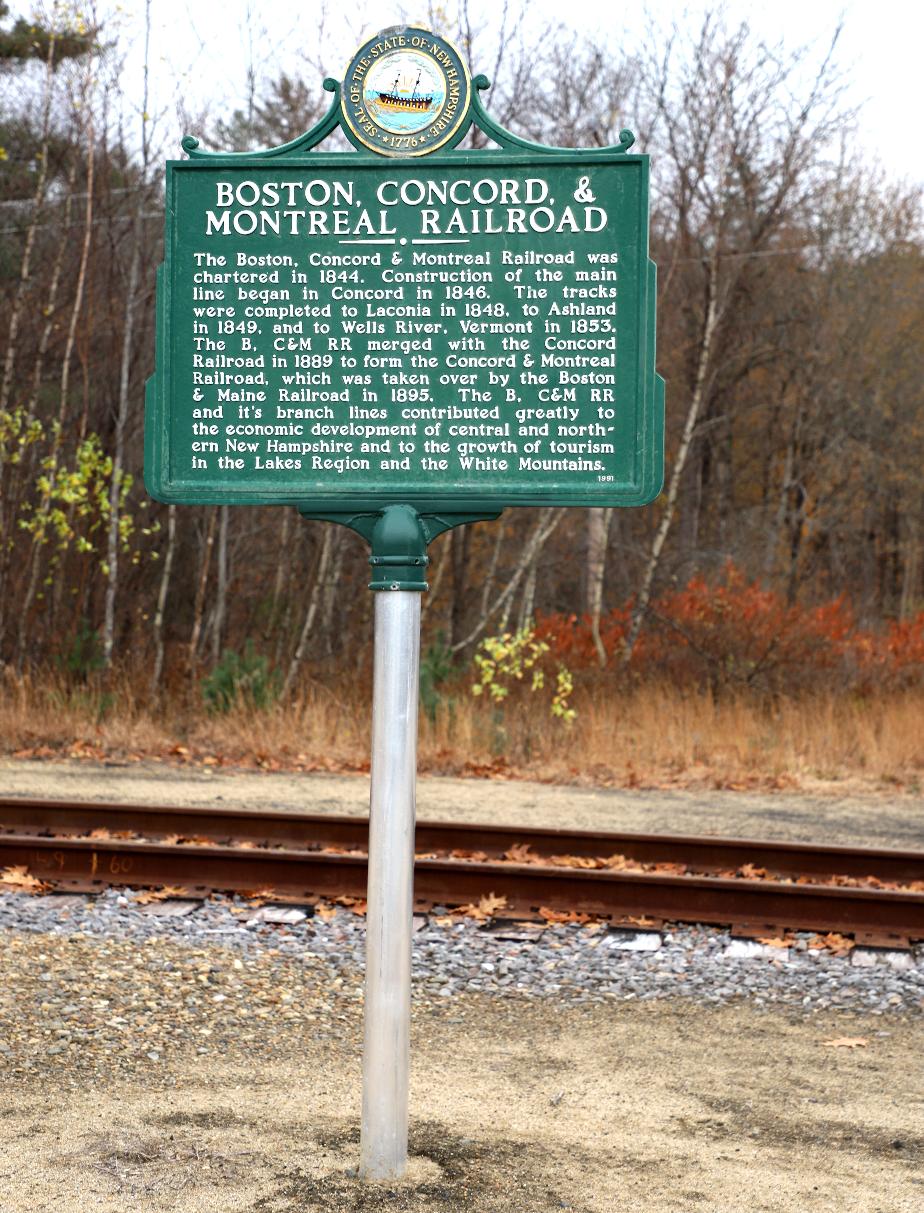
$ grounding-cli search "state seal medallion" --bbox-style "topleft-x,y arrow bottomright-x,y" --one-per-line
342,27 -> 471,157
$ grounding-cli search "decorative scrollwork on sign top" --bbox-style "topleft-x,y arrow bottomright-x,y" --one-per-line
468,75 -> 635,155
179,67 -> 636,159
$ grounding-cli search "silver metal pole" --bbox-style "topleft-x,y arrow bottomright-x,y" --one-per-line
359,590 -> 421,1181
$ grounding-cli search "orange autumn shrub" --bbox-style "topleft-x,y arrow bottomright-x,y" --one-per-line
878,613 -> 924,689
534,563 -> 924,696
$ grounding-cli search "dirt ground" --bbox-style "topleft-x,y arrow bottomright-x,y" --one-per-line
1,974 -> 921,1213
1,759 -> 922,1211
2,756 -> 924,847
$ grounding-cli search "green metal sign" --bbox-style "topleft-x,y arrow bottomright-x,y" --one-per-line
145,28 -> 664,521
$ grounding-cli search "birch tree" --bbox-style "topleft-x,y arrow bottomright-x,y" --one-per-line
102,0 -> 153,667
622,15 -> 849,663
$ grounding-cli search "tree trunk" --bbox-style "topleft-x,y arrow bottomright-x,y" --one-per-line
479,519 -> 506,621
0,30 -> 57,413
189,509 -> 218,673
102,0 -> 151,669
622,253 -> 721,666
319,527 -> 345,656
26,157 -> 79,415
12,103 -> 96,667
899,518 -> 920,622
516,559 -> 538,632
764,439 -> 795,578
283,526 -> 336,698
0,29 -> 59,646
269,510 -> 290,629
150,505 -> 177,695
585,506 -> 612,666
448,525 -> 473,649
101,218 -> 143,668
451,509 -> 564,653
211,506 -> 230,663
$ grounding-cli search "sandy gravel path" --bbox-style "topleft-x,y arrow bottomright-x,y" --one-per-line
2,757 -> 923,847
1,927 -> 921,1213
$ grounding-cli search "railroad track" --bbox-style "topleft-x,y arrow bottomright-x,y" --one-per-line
1,797 -> 922,948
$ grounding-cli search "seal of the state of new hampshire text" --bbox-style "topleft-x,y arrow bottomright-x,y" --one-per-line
342,28 -> 471,157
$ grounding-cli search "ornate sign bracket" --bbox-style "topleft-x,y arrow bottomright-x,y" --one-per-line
180,73 -> 636,163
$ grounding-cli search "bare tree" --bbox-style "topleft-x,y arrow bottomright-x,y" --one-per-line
622,15 -> 849,663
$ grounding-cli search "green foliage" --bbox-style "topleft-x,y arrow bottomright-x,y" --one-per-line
419,633 -> 457,723
0,116 -> 85,204
23,431 -> 119,554
472,627 -> 576,724
19,431 -> 158,573
0,405 -> 43,467
51,618 -> 113,722
57,616 -> 104,679
201,642 -> 280,713
0,3 -> 95,66
48,684 -> 115,725
211,73 -> 324,151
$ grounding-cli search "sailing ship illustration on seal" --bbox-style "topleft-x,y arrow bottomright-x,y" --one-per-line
343,28 -> 470,154
364,51 -> 445,134
377,68 -> 434,113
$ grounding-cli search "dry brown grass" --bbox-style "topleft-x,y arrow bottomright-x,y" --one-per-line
1,666 -> 921,791
416,685 -> 924,790
64,1128 -> 254,1198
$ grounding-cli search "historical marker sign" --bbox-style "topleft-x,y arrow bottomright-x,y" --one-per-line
145,30 -> 663,515
144,27 -> 665,1185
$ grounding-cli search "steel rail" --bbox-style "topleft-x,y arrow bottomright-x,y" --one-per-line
1,796 -> 922,883
0,829 -> 921,948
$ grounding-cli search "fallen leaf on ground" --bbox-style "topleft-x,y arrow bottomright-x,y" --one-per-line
333,895 -> 367,915
160,833 -> 215,847
809,932 -> 855,955
453,892 -> 508,920
538,906 -> 600,925
822,1037 -> 868,1049
756,935 -> 795,949
240,887 -> 277,904
603,853 -> 644,872
738,863 -> 769,879
503,843 -> 536,863
460,758 -> 511,779
133,886 -> 190,904
0,865 -> 50,893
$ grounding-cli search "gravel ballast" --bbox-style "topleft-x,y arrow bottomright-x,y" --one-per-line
2,895 -> 922,1212
1,889 -> 921,1025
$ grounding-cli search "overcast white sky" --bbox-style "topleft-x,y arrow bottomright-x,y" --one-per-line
23,0 -> 924,182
